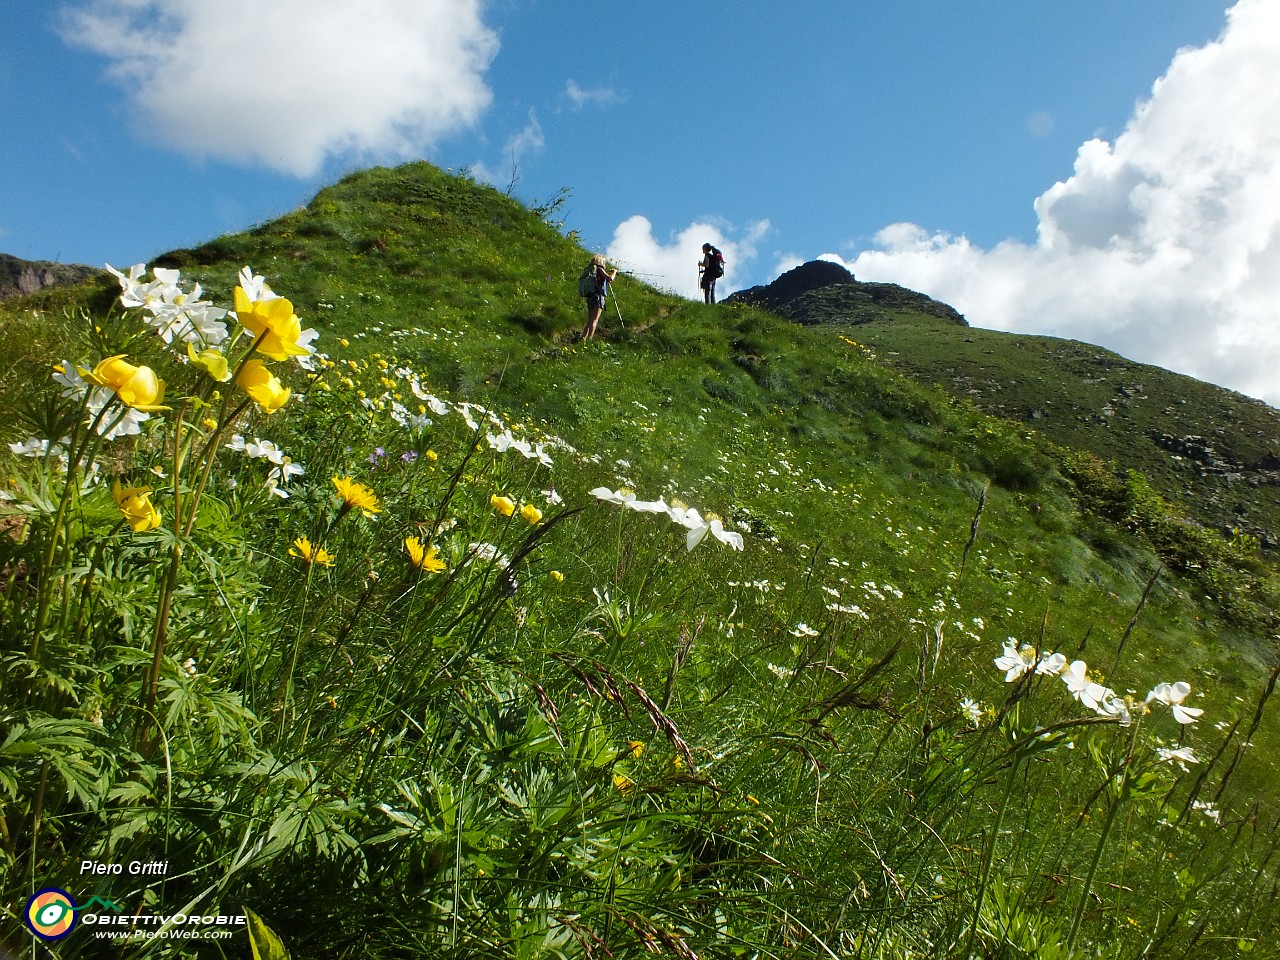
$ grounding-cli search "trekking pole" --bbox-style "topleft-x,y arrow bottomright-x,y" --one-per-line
612,288 -> 625,328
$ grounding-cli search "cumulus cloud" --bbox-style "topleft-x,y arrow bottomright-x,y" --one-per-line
605,217 -> 770,299
837,0 -> 1280,407
60,0 -> 499,177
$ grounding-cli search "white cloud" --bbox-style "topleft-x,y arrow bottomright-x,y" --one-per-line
564,79 -> 621,110
60,0 -> 499,177
837,0 -> 1280,407
605,217 -> 769,300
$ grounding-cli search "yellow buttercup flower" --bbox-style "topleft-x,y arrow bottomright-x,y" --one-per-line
236,359 -> 291,414
519,503 -> 543,525
111,480 -> 162,532
332,476 -> 381,518
234,287 -> 310,360
289,536 -> 335,567
490,494 -> 516,517
81,355 -> 166,410
404,536 -> 446,573
549,570 -> 565,583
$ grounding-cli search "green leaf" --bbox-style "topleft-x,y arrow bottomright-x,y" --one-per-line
245,907 -> 292,960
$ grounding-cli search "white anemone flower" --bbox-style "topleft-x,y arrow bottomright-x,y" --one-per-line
237,265 -> 278,302
1096,691 -> 1132,725
245,439 -> 285,463
52,360 -> 89,400
708,517 -> 744,551
685,520 -> 712,551
995,640 -> 1035,682
790,623 -> 819,638
591,487 -> 637,507
1156,745 -> 1198,771
959,697 -> 984,727
1061,660 -> 1091,699
625,497 -> 670,514
1146,681 -> 1204,725
1036,652 -> 1067,676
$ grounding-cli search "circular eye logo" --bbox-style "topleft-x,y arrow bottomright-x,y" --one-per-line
25,888 -> 77,941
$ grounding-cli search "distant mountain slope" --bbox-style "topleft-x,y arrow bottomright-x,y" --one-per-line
727,259 -> 968,327
740,260 -> 1280,551
0,252 -> 101,299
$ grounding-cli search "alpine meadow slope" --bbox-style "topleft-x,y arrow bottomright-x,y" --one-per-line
2,161 -> 1279,959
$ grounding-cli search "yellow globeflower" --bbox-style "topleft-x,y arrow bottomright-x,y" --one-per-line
111,480 -> 162,532
490,494 -> 516,517
187,342 -> 231,382
332,476 -> 381,518
519,503 -> 543,525
289,536 -> 335,567
236,359 -> 291,414
234,287 -> 310,360
404,536 -> 447,573
81,355 -> 167,410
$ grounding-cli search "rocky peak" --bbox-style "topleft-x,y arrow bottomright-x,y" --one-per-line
0,253 -> 101,300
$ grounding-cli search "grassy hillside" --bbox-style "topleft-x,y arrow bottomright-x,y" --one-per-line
2,161 -> 1279,959
741,267 -> 1280,554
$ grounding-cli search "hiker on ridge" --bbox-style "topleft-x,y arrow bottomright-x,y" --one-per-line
699,243 -> 724,304
579,253 -> 617,341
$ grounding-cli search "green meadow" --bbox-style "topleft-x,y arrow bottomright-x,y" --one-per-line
2,161 -> 1278,959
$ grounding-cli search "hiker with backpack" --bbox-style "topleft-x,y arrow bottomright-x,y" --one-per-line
579,253 -> 617,340
699,243 -> 724,304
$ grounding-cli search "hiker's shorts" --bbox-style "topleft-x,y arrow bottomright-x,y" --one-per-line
586,293 -> 606,311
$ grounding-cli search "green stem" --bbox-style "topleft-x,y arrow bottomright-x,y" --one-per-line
1067,786 -> 1122,950
965,753 -> 1020,955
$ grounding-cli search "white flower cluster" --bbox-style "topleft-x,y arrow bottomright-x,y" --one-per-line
589,487 -> 744,551
995,640 -> 1205,728
107,263 -> 230,348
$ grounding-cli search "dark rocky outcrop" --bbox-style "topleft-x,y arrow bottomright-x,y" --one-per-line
0,253 -> 101,300
726,259 -> 968,327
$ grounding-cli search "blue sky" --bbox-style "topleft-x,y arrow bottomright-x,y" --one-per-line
4,1 -> 1278,406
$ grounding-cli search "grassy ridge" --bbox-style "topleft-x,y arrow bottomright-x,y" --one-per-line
2,161 -> 1279,958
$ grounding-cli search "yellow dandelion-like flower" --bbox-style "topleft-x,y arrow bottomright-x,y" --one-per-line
201,417 -> 219,430
290,536 -> 335,567
613,772 -> 637,796
332,476 -> 382,518
626,740 -> 645,759
404,536 -> 446,573
491,494 -> 516,517
519,503 -> 543,525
